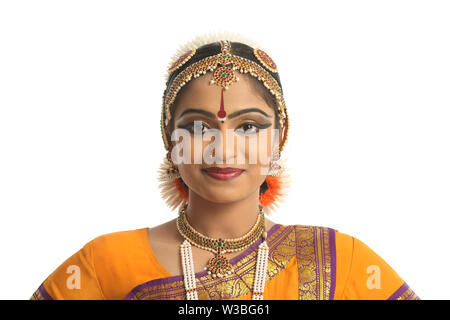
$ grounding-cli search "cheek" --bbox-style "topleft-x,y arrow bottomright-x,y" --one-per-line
172,136 -> 206,164
245,161 -> 269,184
244,130 -> 275,166
176,164 -> 195,188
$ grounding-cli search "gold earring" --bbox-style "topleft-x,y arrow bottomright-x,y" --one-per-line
268,147 -> 281,176
165,151 -> 180,178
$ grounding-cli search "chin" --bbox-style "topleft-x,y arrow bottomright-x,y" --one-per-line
199,187 -> 247,204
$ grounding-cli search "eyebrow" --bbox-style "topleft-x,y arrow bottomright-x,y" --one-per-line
176,108 -> 272,120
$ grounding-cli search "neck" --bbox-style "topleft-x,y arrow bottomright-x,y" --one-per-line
183,190 -> 266,240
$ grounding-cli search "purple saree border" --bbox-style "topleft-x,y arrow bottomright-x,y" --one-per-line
328,227 -> 337,300
124,223 -> 283,300
39,283 -> 53,300
387,282 -> 409,300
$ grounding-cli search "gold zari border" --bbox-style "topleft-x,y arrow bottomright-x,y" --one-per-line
397,287 -> 420,300
126,225 -> 335,300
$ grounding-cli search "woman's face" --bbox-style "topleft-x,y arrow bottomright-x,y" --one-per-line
170,73 -> 281,204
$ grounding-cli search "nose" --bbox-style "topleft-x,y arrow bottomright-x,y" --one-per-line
216,126 -> 252,165
202,126 -> 239,165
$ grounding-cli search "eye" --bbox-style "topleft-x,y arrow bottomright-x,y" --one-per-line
235,123 -> 259,135
179,121 -> 211,135
196,122 -> 211,135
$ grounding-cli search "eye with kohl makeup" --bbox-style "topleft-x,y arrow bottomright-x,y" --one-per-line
177,120 -> 272,136
177,120 -> 213,135
235,122 -> 272,135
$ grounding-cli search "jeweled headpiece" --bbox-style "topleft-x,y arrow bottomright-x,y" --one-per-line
160,32 -> 289,153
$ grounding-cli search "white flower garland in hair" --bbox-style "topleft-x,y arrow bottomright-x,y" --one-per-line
164,30 -> 270,82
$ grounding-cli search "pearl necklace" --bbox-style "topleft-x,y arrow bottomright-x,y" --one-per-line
177,204 -> 269,300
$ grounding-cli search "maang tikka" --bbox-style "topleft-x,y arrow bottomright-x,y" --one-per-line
209,40 -> 236,123
158,33 -> 291,215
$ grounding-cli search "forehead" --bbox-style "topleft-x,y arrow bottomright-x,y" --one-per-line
172,73 -> 274,119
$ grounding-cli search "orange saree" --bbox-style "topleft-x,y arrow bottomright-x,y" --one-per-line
30,224 -> 419,300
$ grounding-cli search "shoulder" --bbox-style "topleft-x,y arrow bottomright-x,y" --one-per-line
85,227 -> 149,261
83,227 -> 156,299
289,224 -> 360,267
289,224 -> 345,247
51,227 -> 150,276
315,227 -> 407,299
31,228 -> 150,300
290,225 -> 362,257
291,226 -> 385,283
289,225 -> 408,300
88,227 -> 148,247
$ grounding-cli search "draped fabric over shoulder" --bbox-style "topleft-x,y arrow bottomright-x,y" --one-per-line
30,225 -> 419,300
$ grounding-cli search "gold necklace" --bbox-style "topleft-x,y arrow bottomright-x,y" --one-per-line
176,203 -> 265,278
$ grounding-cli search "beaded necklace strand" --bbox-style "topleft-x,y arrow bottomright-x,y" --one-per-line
176,204 -> 269,300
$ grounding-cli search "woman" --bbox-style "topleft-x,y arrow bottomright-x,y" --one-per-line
30,32 -> 419,300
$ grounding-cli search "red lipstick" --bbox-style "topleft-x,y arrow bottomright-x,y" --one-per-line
202,167 -> 244,181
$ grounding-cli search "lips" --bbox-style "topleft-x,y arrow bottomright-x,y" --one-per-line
202,167 -> 244,181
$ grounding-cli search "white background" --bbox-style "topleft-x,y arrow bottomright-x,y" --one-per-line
1,0 -> 449,299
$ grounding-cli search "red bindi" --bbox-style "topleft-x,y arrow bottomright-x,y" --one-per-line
217,88 -> 227,122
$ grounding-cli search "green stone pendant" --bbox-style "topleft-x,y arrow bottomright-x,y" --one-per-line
205,253 -> 234,278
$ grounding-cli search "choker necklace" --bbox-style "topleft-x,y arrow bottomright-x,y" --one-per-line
176,204 -> 269,300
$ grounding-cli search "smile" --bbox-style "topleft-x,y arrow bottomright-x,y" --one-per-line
201,167 -> 244,181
